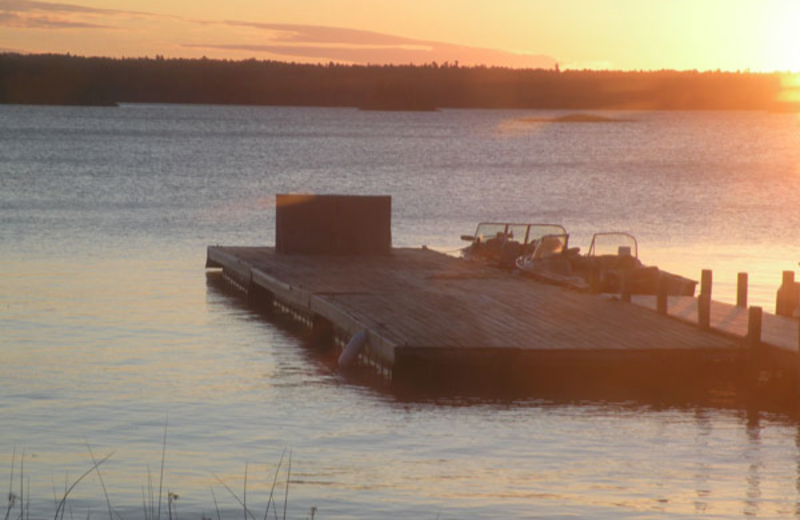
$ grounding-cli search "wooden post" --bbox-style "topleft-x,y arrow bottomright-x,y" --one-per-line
777,271 -> 797,317
781,270 -> 794,314
698,294 -> 711,330
737,272 -> 748,308
698,269 -> 712,330
747,306 -> 763,349
620,271 -> 631,303
700,269 -> 712,297
656,276 -> 668,315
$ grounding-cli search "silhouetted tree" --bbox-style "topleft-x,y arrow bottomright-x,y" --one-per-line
0,52 -> 788,111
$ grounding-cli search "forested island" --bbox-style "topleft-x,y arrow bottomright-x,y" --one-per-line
0,52 -> 796,111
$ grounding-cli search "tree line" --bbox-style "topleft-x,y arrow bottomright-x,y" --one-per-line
0,52 -> 793,111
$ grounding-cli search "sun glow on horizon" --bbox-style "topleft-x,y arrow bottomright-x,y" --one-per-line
752,1 -> 800,73
777,74 -> 800,107
1,0 -> 800,72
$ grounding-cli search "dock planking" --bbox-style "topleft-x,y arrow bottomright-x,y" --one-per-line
631,295 -> 800,353
207,246 -> 756,391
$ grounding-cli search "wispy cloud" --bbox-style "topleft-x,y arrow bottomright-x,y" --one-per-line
0,0 -> 117,29
0,0 -> 558,68
222,22 -> 429,47
0,0 -> 169,30
0,10 -> 106,28
187,41 -> 555,68
0,0 -> 150,16
189,24 -> 556,68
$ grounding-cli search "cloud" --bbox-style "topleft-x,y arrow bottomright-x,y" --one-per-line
0,10 -> 106,28
0,0 -> 145,16
188,24 -> 556,69
0,1 -> 558,68
0,0 -> 115,29
0,0 -> 167,29
187,42 -> 554,68
222,22 -> 429,47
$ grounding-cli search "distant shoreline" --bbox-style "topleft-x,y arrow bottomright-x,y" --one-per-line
0,52 -> 797,112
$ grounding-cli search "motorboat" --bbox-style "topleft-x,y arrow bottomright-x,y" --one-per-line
460,222 -> 567,269
516,232 -> 697,296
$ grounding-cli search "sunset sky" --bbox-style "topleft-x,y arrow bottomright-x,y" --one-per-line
2,0 -> 800,71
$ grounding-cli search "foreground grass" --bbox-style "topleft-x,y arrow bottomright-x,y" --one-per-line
3,424 -> 314,520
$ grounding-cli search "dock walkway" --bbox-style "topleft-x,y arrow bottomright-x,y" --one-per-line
631,295 -> 799,353
207,246 -> 755,385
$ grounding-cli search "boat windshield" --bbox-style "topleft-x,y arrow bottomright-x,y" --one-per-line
472,223 -> 566,244
527,224 -> 568,244
532,234 -> 569,259
506,224 -> 528,244
474,223 -> 508,243
588,232 -> 638,258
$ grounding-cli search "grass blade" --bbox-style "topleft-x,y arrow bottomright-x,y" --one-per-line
19,451 -> 24,520
156,418 -> 168,520
282,450 -> 291,520
209,487 -> 220,520
4,448 -> 16,520
61,473 -> 68,520
141,487 -> 148,520
85,442 -> 115,520
263,451 -> 285,520
210,474 -> 257,520
52,476 -> 59,512
54,452 -> 114,520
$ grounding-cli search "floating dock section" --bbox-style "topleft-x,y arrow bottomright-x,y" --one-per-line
206,246 -> 800,396
206,195 -> 800,399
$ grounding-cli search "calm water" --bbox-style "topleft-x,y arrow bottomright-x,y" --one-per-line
3,104 -> 800,519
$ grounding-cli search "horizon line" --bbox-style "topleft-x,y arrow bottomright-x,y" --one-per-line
2,50 -> 798,75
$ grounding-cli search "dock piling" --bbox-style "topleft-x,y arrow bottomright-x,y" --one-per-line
656,276 -> 668,315
698,294 -> 711,330
700,269 -> 713,298
737,272 -> 748,308
776,271 -> 798,317
747,306 -> 763,349
697,269 -> 713,330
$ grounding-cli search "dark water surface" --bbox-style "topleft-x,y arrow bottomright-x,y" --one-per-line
3,104 -> 800,519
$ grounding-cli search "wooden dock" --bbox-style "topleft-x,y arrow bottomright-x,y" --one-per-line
204,245 -> 800,397
631,295 -> 800,353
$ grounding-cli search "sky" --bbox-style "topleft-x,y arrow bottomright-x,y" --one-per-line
1,0 -> 800,71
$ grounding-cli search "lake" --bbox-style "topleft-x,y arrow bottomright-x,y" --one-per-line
2,104 -> 800,519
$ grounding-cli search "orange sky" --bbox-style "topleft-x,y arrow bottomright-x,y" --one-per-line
2,0 -> 799,71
